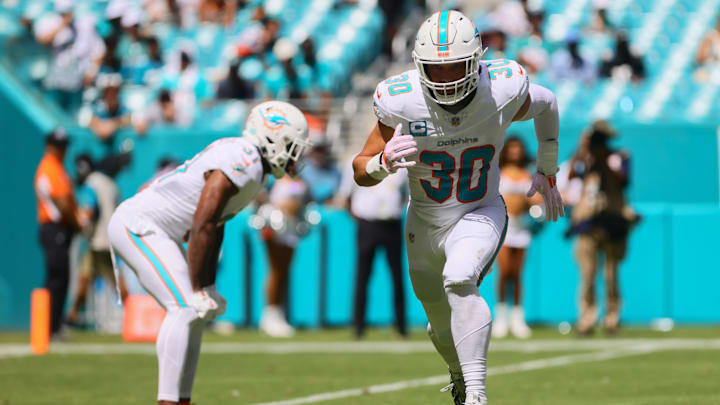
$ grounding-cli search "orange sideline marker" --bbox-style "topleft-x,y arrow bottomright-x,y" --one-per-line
30,288 -> 50,355
122,294 -> 166,342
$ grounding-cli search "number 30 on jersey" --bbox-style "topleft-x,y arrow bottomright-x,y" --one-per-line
420,145 -> 495,203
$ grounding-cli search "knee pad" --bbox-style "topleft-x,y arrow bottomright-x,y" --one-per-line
442,254 -> 482,288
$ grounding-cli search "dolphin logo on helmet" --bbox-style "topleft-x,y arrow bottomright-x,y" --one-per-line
243,101 -> 312,178
260,108 -> 292,130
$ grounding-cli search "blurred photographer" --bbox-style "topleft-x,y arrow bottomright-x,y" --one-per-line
567,121 -> 637,336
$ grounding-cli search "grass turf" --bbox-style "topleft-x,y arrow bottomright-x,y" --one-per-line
1,327 -> 719,404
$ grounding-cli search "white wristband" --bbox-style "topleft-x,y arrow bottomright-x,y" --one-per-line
537,140 -> 559,176
365,152 -> 389,180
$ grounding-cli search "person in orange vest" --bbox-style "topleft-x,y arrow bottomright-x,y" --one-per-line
34,128 -> 85,338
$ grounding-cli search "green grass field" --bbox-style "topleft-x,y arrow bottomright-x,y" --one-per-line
1,327 -> 719,404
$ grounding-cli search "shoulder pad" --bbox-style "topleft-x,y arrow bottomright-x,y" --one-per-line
484,59 -> 530,110
372,70 -> 420,128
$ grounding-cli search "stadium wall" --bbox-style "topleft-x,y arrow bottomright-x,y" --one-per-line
2,84 -> 719,329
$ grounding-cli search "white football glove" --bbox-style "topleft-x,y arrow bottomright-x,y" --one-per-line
191,285 -> 226,320
382,124 -> 417,173
527,172 -> 564,222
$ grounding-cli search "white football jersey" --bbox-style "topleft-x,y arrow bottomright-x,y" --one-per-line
119,137 -> 266,241
373,59 -> 529,231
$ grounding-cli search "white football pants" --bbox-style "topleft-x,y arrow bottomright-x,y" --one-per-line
406,196 -> 507,398
108,208 -> 204,402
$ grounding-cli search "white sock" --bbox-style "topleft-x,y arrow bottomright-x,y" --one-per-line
156,307 -> 201,402
179,316 -> 205,399
446,284 -> 492,398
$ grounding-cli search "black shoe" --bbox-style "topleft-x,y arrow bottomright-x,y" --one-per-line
440,370 -> 465,405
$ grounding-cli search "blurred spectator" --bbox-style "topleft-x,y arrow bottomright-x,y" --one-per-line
335,165 -> 409,339
144,0 -> 179,23
566,121 -> 638,336
34,129 -> 84,339
377,0 -> 406,57
481,29 -> 508,60
600,32 -> 645,81
145,89 -> 193,127
514,11 -> 550,75
550,34 -> 597,84
90,35 -> 122,82
493,137 -> 543,339
299,141 -> 342,204
67,154 -> 128,326
198,0 -> 237,26
33,1 -> 106,110
257,177 -> 312,337
216,59 -> 256,100
118,8 -> 152,83
135,36 -> 165,85
105,0 -> 129,37
489,0 -> 531,37
235,13 -> 280,58
89,73 -> 145,142
695,16 -> 720,83
162,49 -> 212,124
584,7 -> 615,59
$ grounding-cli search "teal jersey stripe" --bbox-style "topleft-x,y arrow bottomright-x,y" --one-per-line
438,10 -> 449,52
478,213 -> 509,286
128,231 -> 188,308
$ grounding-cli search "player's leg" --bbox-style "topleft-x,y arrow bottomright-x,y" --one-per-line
575,233 -> 599,335
405,209 -> 464,403
602,237 -> 626,335
108,213 -> 202,404
68,252 -> 93,325
382,220 -> 406,336
96,250 -> 129,302
493,246 -> 512,338
353,219 -> 378,338
507,247 -> 531,339
261,237 -> 295,337
442,200 -> 508,403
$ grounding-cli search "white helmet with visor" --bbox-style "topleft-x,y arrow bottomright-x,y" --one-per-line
412,10 -> 485,105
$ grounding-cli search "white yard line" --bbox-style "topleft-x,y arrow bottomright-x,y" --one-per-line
249,343 -> 667,405
2,338 -> 720,359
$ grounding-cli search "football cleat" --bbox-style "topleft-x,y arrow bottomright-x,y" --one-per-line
440,371 -> 466,405
464,391 -> 488,405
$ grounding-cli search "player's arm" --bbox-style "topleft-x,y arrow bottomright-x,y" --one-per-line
513,83 -> 564,221
512,83 -> 559,176
352,122 -> 416,187
188,170 -> 238,291
199,225 -> 224,288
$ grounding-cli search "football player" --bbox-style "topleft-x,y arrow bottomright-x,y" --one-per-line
108,101 -> 311,404
352,10 -> 563,405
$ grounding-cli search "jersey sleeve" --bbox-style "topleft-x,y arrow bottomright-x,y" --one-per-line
488,59 -> 530,110
372,77 -> 406,129
211,139 -> 265,189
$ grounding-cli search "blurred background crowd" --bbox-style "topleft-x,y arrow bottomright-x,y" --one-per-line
2,0 -> 720,338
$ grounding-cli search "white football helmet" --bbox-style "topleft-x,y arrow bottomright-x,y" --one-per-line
243,101 -> 312,178
412,10 -> 485,105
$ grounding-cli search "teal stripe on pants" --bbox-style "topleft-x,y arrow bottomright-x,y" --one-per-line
478,214 -> 509,286
128,231 -> 188,308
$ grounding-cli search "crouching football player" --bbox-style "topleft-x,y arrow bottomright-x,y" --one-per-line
108,101 -> 311,404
